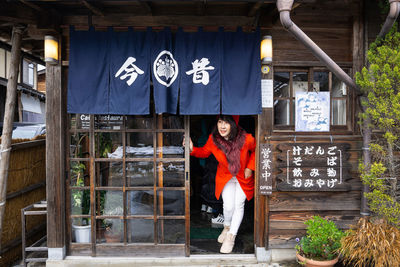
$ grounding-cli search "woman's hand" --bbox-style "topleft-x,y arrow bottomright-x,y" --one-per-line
244,168 -> 253,179
182,136 -> 193,153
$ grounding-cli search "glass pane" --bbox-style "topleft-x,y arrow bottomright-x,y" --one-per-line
96,219 -> 107,243
71,189 -> 90,215
71,219 -> 91,243
103,219 -> 123,243
160,114 -> 184,129
96,162 -> 123,187
0,49 -> 5,78
126,132 -> 154,158
158,220 -> 185,244
332,99 -> 347,125
69,114 -> 77,130
127,162 -> 154,186
70,161 -> 90,187
127,191 -> 154,215
332,75 -> 347,97
157,190 -> 185,216
157,162 -> 185,187
274,100 -> 290,125
95,132 -> 123,158
293,72 -> 308,96
95,115 -> 124,130
274,72 -> 290,97
128,219 -> 154,243
313,71 -> 329,92
98,190 -> 123,216
127,115 -> 153,129
70,133 -> 89,158
291,100 -> 295,125
156,132 -> 184,158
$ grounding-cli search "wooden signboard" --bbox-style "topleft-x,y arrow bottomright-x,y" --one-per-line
259,143 -> 273,195
276,143 -> 351,191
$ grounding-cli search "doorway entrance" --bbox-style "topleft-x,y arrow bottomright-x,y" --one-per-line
189,115 -> 255,254
66,113 -> 255,256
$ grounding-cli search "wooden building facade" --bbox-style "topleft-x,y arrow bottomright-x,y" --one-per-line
0,0 -> 388,264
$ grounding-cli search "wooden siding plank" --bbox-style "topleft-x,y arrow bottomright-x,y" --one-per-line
269,191 -> 361,211
269,211 -> 360,230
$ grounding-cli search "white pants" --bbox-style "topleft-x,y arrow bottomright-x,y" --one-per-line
221,176 -> 247,235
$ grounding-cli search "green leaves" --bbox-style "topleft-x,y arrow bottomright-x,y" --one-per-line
357,25 -> 400,228
296,216 -> 344,260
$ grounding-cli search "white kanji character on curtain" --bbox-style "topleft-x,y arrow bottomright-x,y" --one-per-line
185,58 -> 215,85
115,57 -> 144,86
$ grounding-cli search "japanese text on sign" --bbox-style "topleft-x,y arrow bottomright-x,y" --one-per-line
259,144 -> 273,195
286,144 -> 342,190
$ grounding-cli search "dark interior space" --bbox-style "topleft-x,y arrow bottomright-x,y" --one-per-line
189,115 -> 255,254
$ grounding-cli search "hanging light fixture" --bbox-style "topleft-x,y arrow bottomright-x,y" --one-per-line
44,35 -> 59,64
260,35 -> 273,64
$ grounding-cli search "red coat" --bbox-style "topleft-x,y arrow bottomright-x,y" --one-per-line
191,134 -> 256,201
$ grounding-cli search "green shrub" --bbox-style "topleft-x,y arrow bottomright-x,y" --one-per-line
295,216 -> 344,261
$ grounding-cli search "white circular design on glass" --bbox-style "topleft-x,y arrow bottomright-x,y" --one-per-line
153,50 -> 179,87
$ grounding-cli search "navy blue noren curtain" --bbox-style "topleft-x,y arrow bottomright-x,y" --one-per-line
68,27 -> 110,114
177,29 -> 222,115
68,27 -> 262,116
109,28 -> 151,115
221,28 -> 261,115
151,28 -> 179,114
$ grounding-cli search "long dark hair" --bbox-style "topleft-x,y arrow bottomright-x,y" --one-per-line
212,115 -> 238,141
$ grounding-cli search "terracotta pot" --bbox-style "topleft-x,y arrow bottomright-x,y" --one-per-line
104,231 -> 122,243
296,253 -> 339,267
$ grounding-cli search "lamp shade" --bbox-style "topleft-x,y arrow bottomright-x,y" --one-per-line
44,35 -> 59,64
260,35 -> 272,63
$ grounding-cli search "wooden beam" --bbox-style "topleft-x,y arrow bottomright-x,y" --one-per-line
196,1 -> 206,16
0,26 -> 24,253
248,1 -> 264,17
81,1 -> 105,17
19,0 -> 45,13
62,15 -> 255,27
137,1 -> 153,15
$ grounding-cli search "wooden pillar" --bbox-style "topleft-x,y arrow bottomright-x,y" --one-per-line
46,34 -> 66,259
352,0 -> 370,217
0,26 -> 23,252
255,60 -> 274,261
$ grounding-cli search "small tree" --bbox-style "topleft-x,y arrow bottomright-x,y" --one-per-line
357,26 -> 400,226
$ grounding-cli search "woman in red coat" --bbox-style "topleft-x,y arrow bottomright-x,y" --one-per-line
185,115 -> 256,253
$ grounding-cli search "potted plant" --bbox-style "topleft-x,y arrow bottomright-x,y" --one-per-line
71,161 -> 91,243
295,215 -> 345,267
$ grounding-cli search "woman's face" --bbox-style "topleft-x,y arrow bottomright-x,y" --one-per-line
217,119 -> 231,140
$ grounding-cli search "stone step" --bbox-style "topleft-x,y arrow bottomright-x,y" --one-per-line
47,255 -> 266,267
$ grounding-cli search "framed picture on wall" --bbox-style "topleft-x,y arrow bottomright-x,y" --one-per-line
295,92 -> 330,132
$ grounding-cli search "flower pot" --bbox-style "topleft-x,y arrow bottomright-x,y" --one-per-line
104,231 -> 122,243
296,253 -> 339,267
72,224 -> 91,243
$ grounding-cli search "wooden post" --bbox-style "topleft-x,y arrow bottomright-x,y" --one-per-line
0,26 -> 24,252
256,62 -> 273,254
46,34 -> 66,259
352,0 -> 370,217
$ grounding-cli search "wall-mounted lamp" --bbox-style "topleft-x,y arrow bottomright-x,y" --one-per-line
44,35 -> 59,64
260,35 -> 273,64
